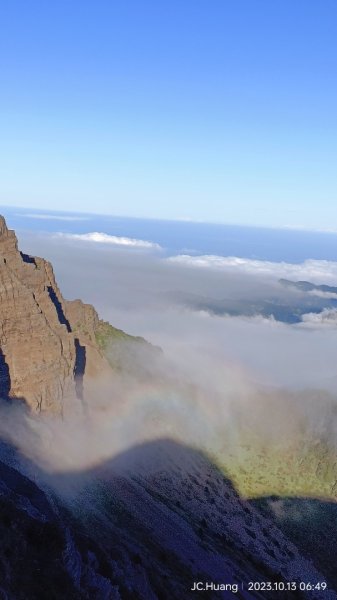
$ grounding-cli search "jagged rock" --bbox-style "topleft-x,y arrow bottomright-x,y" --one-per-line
64,299 -> 111,380
0,215 -> 124,413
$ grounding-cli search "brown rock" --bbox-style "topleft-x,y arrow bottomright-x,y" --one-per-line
0,216 -> 110,413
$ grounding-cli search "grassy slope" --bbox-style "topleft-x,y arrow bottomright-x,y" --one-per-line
215,433 -> 337,501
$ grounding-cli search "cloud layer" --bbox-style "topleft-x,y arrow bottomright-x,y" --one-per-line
0,228 -> 337,512
169,254 -> 337,284
16,213 -> 90,221
56,231 -> 161,249
18,230 -> 337,393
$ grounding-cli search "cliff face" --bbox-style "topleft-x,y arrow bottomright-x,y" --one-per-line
0,216 -> 111,413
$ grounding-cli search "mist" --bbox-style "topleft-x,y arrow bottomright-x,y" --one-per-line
19,230 -> 337,391
0,230 -> 336,504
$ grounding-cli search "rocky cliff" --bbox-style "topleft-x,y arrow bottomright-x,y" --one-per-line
0,215 -> 144,413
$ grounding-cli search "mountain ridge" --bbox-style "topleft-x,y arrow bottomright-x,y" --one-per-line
0,215 -> 147,413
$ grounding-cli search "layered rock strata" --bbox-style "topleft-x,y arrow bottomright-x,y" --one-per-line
0,216 -> 113,412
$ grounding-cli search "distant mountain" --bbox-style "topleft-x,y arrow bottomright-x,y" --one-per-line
279,278 -> 337,295
168,284 -> 337,324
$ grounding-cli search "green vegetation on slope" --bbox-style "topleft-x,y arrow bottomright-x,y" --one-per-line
216,433 -> 337,501
95,320 -> 147,353
95,320 -> 160,375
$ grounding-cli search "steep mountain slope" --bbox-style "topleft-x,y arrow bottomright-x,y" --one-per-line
0,216 -> 148,413
0,438 -> 335,600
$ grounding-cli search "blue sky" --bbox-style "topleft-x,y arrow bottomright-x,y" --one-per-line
0,0 -> 337,228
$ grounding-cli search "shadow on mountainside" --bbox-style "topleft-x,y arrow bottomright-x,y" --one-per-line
251,495 -> 337,590
47,285 -> 71,332
0,351 -> 27,407
0,350 -> 11,401
0,425 -> 336,599
20,251 -> 37,266
46,283 -> 87,404
0,438 -> 85,600
74,338 -> 86,404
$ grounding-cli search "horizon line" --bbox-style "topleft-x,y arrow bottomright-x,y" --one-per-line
1,203 -> 337,235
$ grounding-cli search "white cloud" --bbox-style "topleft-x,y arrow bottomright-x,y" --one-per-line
16,213 -> 90,221
307,290 -> 337,300
301,308 -> 337,327
281,224 -> 337,234
56,231 -> 161,249
168,254 -> 337,285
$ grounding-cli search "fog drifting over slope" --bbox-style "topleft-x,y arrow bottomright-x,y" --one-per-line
19,231 -> 337,392
0,229 -> 335,490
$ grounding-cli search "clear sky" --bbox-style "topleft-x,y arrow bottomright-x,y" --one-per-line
1,0 -> 337,228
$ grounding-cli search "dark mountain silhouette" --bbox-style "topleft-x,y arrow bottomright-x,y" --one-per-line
280,279 -> 337,295
0,431 -> 335,600
168,285 -> 337,324
252,496 -> 337,591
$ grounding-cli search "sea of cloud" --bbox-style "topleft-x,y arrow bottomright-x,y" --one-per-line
169,253 -> 337,284
1,229 -> 336,487
18,230 -> 337,391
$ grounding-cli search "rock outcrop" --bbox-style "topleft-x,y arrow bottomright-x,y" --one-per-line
0,215 -> 141,413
